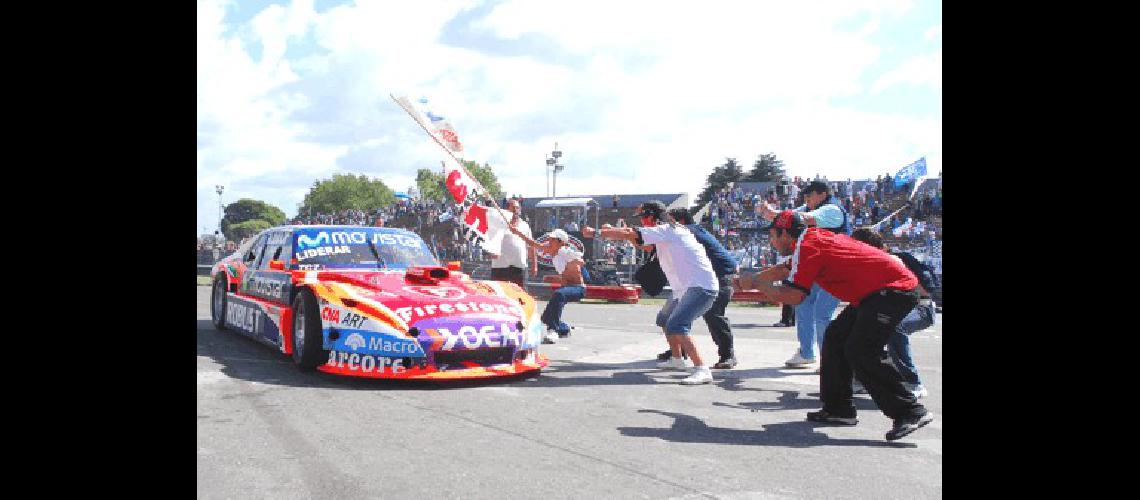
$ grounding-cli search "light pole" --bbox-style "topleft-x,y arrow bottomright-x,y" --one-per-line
215,185 -> 224,242
549,143 -> 563,198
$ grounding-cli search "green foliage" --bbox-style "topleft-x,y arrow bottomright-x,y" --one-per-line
228,219 -> 273,241
221,198 -> 287,241
463,160 -> 504,201
694,158 -> 746,208
743,153 -> 786,182
300,173 -> 395,214
415,168 -> 447,202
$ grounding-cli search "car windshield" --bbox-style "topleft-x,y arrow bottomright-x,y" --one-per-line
291,228 -> 439,270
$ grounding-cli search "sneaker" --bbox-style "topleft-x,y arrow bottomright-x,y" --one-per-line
681,367 -> 713,385
558,325 -> 574,338
785,349 -> 818,368
656,349 -> 689,361
806,410 -> 857,426
656,356 -> 691,371
772,321 -> 790,327
542,330 -> 558,344
910,384 -> 929,399
712,356 -> 737,369
885,412 -> 935,441
852,380 -> 868,394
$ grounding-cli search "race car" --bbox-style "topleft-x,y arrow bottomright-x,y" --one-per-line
210,225 -> 549,380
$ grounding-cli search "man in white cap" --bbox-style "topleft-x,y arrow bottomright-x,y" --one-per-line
508,226 -> 586,343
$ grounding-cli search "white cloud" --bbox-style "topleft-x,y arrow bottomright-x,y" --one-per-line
198,0 -> 940,233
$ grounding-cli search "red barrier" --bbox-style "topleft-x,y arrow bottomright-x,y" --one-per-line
543,276 -> 641,304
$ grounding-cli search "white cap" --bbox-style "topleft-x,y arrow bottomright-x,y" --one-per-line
548,229 -> 570,242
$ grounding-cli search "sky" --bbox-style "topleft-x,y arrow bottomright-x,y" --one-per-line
197,0 -> 941,236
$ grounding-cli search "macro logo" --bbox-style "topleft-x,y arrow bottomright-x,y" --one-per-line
344,333 -> 367,351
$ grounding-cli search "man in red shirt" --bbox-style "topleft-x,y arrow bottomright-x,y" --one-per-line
744,210 -> 934,441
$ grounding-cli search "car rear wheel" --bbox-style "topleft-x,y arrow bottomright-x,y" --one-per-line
291,288 -> 326,370
211,274 -> 228,331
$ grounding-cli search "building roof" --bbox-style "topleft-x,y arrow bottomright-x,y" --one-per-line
520,193 -> 688,210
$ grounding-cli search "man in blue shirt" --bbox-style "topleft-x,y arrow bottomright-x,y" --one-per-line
756,181 -> 850,369
654,208 -> 741,369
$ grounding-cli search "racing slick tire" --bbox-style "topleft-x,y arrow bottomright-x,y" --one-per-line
211,274 -> 228,331
291,288 -> 327,371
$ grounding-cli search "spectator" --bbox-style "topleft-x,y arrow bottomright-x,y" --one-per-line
744,211 -> 934,441
587,201 -> 720,385
485,199 -> 536,290
755,181 -> 850,369
510,228 -> 585,344
850,227 -> 939,399
660,208 -> 740,370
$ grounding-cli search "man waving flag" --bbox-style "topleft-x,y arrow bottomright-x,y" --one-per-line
392,94 -> 507,255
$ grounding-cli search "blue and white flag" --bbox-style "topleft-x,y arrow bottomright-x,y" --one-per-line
893,157 -> 927,189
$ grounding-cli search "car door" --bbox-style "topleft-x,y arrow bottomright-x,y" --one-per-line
238,230 -> 294,349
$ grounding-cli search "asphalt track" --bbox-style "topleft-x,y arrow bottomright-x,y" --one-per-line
197,286 -> 942,499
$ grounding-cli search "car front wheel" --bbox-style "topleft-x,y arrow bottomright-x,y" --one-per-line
211,274 -> 228,331
291,288 -> 326,370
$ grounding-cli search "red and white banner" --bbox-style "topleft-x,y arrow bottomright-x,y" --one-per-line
392,95 -> 464,155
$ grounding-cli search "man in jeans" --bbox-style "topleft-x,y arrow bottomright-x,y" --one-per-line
585,201 -> 720,385
744,211 -> 934,441
851,227 -> 939,399
654,208 -> 740,369
508,228 -> 585,344
756,181 -> 849,369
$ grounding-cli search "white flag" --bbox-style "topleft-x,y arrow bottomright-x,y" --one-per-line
461,204 -> 509,255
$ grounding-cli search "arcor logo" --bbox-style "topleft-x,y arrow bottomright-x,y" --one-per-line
344,333 -> 367,351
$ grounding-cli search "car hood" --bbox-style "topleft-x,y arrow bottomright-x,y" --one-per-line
298,269 -> 535,332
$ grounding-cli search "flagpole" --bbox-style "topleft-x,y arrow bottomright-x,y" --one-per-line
390,94 -> 510,221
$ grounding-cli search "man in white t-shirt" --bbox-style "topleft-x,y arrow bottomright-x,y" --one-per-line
484,198 -> 536,290
585,201 -> 720,385
508,227 -> 586,344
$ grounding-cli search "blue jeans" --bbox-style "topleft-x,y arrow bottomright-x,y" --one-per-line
654,287 -> 719,334
542,285 -> 585,334
795,283 -> 840,359
887,302 -> 936,385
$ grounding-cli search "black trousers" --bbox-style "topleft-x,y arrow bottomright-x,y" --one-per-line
704,279 -> 734,359
490,266 -> 526,290
820,288 -> 927,420
780,303 -> 796,325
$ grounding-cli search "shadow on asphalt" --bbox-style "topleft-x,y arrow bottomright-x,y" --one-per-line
617,409 -> 915,449
730,323 -> 793,328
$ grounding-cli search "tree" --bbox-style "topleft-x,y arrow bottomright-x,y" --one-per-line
463,160 -> 504,201
415,168 -> 448,202
300,173 -> 395,215
743,153 -> 786,182
693,158 -> 746,208
228,219 -> 273,241
220,198 -> 287,241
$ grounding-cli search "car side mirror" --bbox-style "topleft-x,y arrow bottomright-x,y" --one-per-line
447,261 -> 462,271
269,260 -> 285,271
